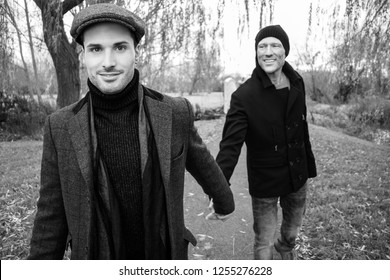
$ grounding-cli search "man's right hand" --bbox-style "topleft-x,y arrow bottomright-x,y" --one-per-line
205,199 -> 233,222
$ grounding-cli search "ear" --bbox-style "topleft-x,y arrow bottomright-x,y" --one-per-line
80,48 -> 85,65
135,44 -> 140,65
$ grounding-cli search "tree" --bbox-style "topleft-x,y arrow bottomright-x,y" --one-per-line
116,0 -> 225,94
0,2 -> 14,95
23,0 -> 42,104
33,0 -> 83,108
296,1 -> 335,104
3,0 -> 36,101
330,0 -> 390,102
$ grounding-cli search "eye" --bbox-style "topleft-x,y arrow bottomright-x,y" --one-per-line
88,47 -> 101,53
116,45 -> 127,51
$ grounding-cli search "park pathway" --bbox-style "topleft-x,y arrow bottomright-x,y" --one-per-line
184,131 -> 254,260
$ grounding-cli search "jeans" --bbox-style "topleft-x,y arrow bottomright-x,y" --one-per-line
251,183 -> 307,260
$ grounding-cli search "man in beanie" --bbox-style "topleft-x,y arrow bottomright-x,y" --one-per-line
216,25 -> 317,259
28,3 -> 234,260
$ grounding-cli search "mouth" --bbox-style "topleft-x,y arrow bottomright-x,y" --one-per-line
263,59 -> 276,63
99,72 -> 121,77
98,72 -> 122,81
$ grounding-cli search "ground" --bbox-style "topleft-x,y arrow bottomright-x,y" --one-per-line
0,118 -> 389,260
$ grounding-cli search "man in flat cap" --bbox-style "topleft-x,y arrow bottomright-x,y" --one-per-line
216,25 -> 317,260
28,3 -> 234,260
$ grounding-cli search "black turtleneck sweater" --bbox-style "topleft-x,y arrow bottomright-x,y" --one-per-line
89,71 -> 145,259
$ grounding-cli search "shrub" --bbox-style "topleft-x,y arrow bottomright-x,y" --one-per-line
0,91 -> 55,140
348,97 -> 390,130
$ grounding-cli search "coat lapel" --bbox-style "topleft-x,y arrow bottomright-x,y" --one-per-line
286,84 -> 300,117
144,96 -> 172,193
67,103 -> 93,191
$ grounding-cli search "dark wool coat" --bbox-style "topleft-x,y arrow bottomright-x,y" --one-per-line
28,86 -> 234,260
216,62 -> 317,198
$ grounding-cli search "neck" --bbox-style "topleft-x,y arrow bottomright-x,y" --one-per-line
89,69 -> 139,111
268,70 -> 290,90
267,70 -> 284,86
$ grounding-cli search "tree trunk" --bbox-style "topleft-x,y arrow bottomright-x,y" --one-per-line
24,0 -> 42,104
4,0 -> 35,101
188,63 -> 201,95
33,0 -> 82,108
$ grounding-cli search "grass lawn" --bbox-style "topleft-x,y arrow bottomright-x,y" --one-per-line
0,120 -> 389,260
0,141 -> 41,259
301,125 -> 390,259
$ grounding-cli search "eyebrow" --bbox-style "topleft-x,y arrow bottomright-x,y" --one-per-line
85,41 -> 131,48
259,42 -> 282,46
85,43 -> 101,48
113,41 -> 130,46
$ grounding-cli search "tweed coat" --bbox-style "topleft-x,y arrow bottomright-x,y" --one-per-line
216,62 -> 317,198
28,86 -> 234,260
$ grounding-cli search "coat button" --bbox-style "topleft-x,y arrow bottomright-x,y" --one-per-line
296,157 -> 300,163
288,143 -> 292,148
289,161 -> 294,166
298,175 -> 303,180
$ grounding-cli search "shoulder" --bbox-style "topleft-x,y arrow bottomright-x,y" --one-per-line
143,85 -> 190,111
46,99 -> 82,128
232,77 -> 260,100
283,62 -> 304,86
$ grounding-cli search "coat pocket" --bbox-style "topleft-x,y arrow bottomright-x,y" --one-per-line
172,145 -> 184,162
251,156 -> 285,168
184,227 -> 197,246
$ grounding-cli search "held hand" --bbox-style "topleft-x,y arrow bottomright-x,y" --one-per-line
205,199 -> 233,222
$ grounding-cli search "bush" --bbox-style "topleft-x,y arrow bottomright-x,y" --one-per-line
0,91 -> 55,140
307,97 -> 390,145
348,97 -> 390,129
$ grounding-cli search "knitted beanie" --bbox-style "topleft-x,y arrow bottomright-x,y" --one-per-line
255,25 -> 290,57
70,3 -> 145,45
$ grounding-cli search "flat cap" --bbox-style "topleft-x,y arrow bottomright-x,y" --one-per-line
70,3 -> 145,45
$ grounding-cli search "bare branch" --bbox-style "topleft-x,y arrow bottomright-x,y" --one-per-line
62,0 -> 85,15
32,0 -> 44,10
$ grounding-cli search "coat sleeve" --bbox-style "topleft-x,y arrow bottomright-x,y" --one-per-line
301,80 -> 317,178
215,91 -> 248,183
28,116 -> 68,259
184,99 -> 235,216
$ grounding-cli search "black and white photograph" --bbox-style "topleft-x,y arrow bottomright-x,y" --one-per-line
0,0 -> 389,277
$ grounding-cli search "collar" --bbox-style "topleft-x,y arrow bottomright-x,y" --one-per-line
73,82 -> 164,115
253,61 -> 301,89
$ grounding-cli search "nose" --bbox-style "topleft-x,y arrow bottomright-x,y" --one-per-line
265,45 -> 272,55
102,49 -> 116,69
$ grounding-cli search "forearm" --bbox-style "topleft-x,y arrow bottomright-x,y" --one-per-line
184,100 -> 234,215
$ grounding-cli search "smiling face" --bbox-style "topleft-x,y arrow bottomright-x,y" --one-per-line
256,37 -> 286,77
82,22 -> 139,95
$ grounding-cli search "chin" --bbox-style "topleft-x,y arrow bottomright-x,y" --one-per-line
263,68 -> 278,74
